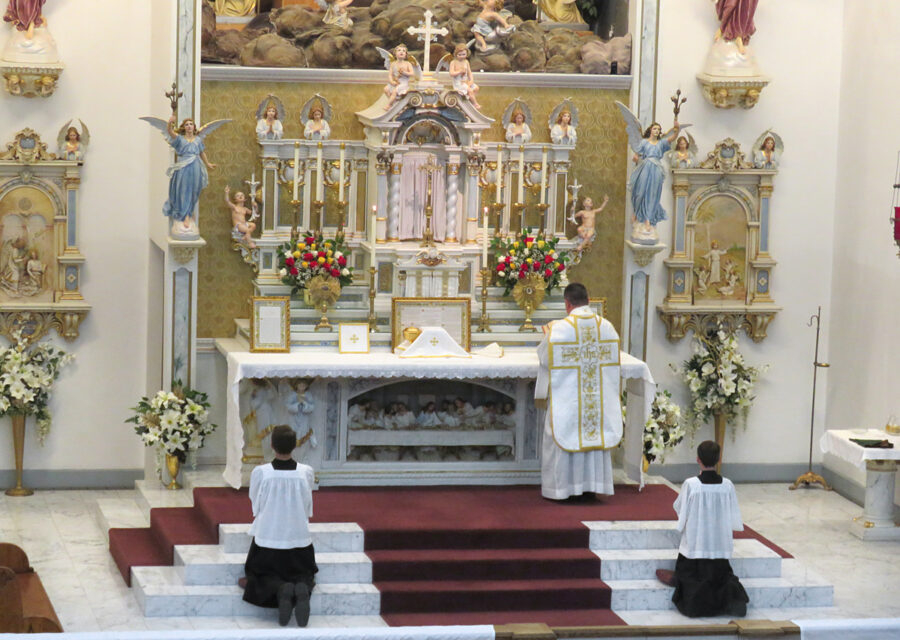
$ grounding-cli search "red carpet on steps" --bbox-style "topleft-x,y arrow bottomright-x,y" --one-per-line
108,484 -> 791,627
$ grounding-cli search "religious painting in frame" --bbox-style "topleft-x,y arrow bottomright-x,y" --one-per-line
589,297 -> 607,318
338,323 -> 370,354
391,297 -> 471,351
249,296 -> 290,353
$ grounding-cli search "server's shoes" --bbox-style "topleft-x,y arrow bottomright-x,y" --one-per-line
277,582 -> 294,626
655,569 -> 676,587
294,582 -> 311,627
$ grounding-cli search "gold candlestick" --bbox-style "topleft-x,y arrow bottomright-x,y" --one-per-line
536,203 -> 550,234
512,202 -> 525,233
290,199 -> 301,241
490,201 -> 505,237
478,267 -> 492,332
336,200 -> 348,241
311,200 -> 324,233
367,266 -> 377,332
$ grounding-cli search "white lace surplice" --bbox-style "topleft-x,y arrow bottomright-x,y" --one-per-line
674,476 -> 744,559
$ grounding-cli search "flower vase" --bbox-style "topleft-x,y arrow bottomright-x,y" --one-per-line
713,411 -> 726,473
6,414 -> 33,496
164,453 -> 182,490
642,454 -> 650,473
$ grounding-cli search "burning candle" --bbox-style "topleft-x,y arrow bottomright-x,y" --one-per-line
315,142 -> 324,202
518,145 -> 525,204
338,142 -> 346,202
292,142 -> 300,201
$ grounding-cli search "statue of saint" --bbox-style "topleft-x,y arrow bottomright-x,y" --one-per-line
3,0 -> 46,39
714,0 -> 759,54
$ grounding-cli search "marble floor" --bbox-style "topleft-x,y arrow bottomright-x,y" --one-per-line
1,478 -> 898,632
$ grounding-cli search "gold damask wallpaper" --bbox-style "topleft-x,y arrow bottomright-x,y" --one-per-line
198,80 -> 628,338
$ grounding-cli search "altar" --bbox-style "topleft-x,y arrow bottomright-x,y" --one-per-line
218,338 -> 655,490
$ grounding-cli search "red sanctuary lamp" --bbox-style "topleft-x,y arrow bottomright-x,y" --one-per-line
894,153 -> 900,256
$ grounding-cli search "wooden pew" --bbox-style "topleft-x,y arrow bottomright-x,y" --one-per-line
0,543 -> 63,633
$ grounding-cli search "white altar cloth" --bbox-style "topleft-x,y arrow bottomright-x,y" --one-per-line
218,338 -> 655,489
820,429 -> 900,469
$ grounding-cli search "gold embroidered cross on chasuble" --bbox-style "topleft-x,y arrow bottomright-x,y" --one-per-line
547,310 -> 622,452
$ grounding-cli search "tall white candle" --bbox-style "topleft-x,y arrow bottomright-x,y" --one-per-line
338,142 -> 346,202
539,147 -> 548,205
292,142 -> 300,201
370,205 -> 377,268
518,145 -> 525,204
315,142 -> 324,202
495,145 -> 503,203
482,206 -> 489,265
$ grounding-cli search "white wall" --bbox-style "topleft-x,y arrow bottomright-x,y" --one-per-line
0,1 -> 172,478
824,3 -> 900,488
644,0 -> 845,472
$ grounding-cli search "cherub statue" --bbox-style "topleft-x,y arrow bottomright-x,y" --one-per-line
56,119 -> 90,161
713,0 -> 758,55
503,99 -> 533,144
140,114 -> 230,238
378,44 -> 420,110
667,132 -> 697,168
616,101 -> 683,245
317,0 -> 353,29
753,130 -> 782,169
224,185 -> 258,248
255,95 -> 284,141
301,94 -> 332,141
573,195 -> 609,250
471,0 -> 515,53
549,100 -> 578,146
445,43 -> 480,109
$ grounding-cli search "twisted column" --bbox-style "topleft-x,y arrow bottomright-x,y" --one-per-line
446,163 -> 459,242
388,162 -> 401,241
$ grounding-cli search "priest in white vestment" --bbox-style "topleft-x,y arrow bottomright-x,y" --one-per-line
535,283 -> 623,500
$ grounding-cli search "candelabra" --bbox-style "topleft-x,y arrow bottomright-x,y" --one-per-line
477,267 -> 491,332
367,266 -> 378,332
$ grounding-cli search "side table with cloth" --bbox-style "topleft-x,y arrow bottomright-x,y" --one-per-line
820,429 -> 900,541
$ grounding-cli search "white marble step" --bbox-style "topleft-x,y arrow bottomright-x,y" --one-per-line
219,522 -> 364,554
596,538 -> 782,580
586,520 -> 682,550
608,559 -> 833,611
132,565 -> 380,618
174,546 -> 371,586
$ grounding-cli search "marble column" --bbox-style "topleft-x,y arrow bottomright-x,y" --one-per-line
375,151 -> 391,242
446,162 -> 460,242
388,161 -> 401,241
850,460 -> 900,541
464,152 -> 483,243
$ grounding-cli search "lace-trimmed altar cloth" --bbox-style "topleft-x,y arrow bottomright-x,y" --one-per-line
219,339 -> 655,489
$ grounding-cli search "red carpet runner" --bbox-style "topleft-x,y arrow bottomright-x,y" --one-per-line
108,484 -> 790,627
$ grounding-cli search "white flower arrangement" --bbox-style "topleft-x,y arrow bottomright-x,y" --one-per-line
643,390 -> 685,464
0,331 -> 73,444
674,326 -> 766,435
126,381 -> 216,461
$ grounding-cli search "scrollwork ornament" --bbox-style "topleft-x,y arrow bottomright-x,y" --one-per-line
0,310 -> 86,343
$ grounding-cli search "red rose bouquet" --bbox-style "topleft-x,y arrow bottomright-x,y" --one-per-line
491,229 -> 568,296
277,231 -> 353,293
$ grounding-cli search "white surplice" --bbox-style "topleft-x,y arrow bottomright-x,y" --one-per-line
536,305 -> 622,499
674,476 -> 744,559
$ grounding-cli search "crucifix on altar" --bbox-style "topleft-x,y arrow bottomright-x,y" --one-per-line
407,10 -> 448,78
419,154 -> 441,248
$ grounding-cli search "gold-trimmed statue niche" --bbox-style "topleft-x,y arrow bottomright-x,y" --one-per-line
0,127 -> 89,342
658,134 -> 782,343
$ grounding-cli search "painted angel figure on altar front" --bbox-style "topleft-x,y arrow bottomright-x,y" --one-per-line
141,114 -> 230,238
56,120 -> 90,161
283,378 -> 316,451
503,100 -> 533,145
301,94 -> 332,141
550,100 -> 578,146
616,101 -> 680,245
255,95 -> 284,141
753,130 -> 782,169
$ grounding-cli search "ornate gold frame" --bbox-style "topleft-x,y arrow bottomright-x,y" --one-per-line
391,297 -> 471,351
249,296 -> 290,353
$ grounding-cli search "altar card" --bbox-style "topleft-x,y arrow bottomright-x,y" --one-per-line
249,296 -> 290,353
339,323 -> 370,354
590,297 -> 607,318
391,297 -> 471,351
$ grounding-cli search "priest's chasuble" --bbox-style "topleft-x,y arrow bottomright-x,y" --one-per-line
540,305 -> 622,452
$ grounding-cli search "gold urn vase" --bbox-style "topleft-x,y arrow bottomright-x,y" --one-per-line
512,272 -> 547,332
6,414 -> 33,496
164,453 -> 183,490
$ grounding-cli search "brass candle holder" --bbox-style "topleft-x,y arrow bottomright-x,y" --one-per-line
290,199 -> 301,241
490,201 -> 505,237
478,267 -> 492,332
512,202 -> 525,231
536,203 -> 550,233
336,200 -> 348,241
311,200 -> 324,232
367,266 -> 377,332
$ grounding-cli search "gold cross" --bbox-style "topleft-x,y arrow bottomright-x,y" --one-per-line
350,334 -> 359,343
430,337 -> 439,346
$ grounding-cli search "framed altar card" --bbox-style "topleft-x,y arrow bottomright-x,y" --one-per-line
249,296 -> 290,353
590,297 -> 608,318
339,323 -> 370,354
391,297 -> 471,351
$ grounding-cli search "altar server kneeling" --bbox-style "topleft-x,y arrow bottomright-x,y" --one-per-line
243,425 -> 318,626
657,440 -> 749,618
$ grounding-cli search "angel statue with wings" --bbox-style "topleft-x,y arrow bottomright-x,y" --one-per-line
57,119 -> 90,161
378,44 -> 420,111
141,114 -> 230,237
616,101 -> 680,245
753,130 -> 783,169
